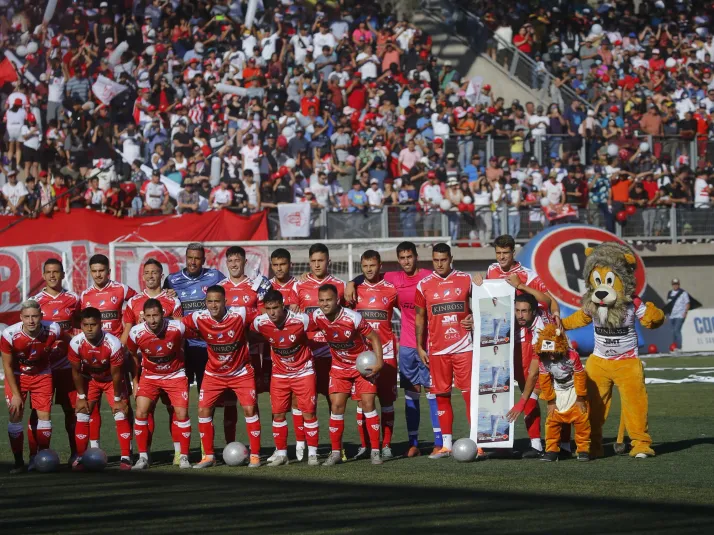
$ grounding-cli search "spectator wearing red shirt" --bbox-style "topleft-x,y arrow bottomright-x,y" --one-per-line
300,84 -> 321,117
649,49 -> 665,71
346,73 -> 368,111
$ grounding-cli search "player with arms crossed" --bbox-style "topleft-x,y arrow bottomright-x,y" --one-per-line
252,290 -> 321,466
31,259 -> 81,465
312,284 -> 385,466
183,285 -> 261,469
126,299 -> 191,470
69,308 -> 132,471
80,253 -> 137,449
1,300 -> 62,474
415,243 -> 474,459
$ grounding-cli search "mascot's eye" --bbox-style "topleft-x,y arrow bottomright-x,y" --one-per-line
605,271 -> 615,286
593,273 -> 602,285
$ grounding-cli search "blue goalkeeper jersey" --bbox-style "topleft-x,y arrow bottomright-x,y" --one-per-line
164,267 -> 225,347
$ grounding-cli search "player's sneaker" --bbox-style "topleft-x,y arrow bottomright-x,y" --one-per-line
381,446 -> 393,460
295,443 -> 305,462
307,455 -> 321,466
68,454 -> 78,468
540,452 -> 559,462
428,447 -> 452,459
352,447 -> 369,460
247,454 -> 262,468
371,450 -> 383,465
577,453 -> 590,462
266,449 -> 279,463
119,458 -> 133,471
267,455 -> 288,467
193,456 -> 216,469
173,451 -> 181,466
322,451 -> 343,466
407,446 -> 422,457
9,461 -> 26,475
522,448 -> 544,459
132,457 -> 150,470
27,456 -> 36,472
179,455 -> 191,469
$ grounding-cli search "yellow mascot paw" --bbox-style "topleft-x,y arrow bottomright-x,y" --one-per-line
641,302 -> 665,329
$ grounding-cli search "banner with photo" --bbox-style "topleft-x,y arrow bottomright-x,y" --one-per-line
469,280 -> 515,449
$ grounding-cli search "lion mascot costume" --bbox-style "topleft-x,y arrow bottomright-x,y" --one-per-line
562,242 -> 664,458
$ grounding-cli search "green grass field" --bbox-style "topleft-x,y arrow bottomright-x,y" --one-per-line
1,356 -> 714,533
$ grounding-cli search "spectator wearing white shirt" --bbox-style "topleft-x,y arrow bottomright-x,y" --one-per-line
209,180 -> 233,210
1,170 -> 27,215
313,24 -> 337,53
542,171 -> 565,206
366,179 -> 385,212
290,25 -> 313,66
240,135 -> 262,179
529,105 -> 549,139
666,278 -> 690,351
355,45 -> 379,80
141,170 -> 170,214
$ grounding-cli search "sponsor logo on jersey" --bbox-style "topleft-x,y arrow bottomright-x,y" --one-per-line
209,342 -> 239,353
243,296 -> 250,303
595,326 -> 629,336
146,355 -> 174,364
455,288 -> 462,296
328,341 -> 355,350
359,309 -> 388,321
228,330 -> 235,338
369,296 -> 376,304
441,314 -> 458,324
274,345 -> 301,357
183,299 -> 206,312
431,302 -> 466,315
345,330 -> 351,337
443,290 -> 451,298
444,327 -> 459,339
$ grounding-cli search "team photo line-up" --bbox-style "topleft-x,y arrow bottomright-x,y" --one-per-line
1,234 -> 647,472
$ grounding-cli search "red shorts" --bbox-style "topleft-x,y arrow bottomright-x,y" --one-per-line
199,372 -> 257,409
429,351 -> 473,394
87,379 -> 128,408
137,376 -> 190,408
52,367 -> 77,407
5,373 -> 53,413
331,366 -> 377,397
270,373 -> 317,415
314,357 -> 331,397
377,359 -> 398,405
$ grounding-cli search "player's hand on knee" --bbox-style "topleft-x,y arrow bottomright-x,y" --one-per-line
417,348 -> 429,366
115,399 -> 129,417
9,395 -> 23,416
75,399 -> 89,414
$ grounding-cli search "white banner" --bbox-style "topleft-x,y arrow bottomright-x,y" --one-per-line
465,75 -> 484,105
470,280 -> 515,449
92,74 -> 127,105
277,203 -> 311,238
681,308 -> 714,353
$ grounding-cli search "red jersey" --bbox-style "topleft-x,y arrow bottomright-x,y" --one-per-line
122,290 -> 183,326
415,270 -> 473,356
31,289 -> 81,370
80,281 -> 137,337
68,332 -> 124,382
182,307 -> 258,378
291,274 -> 346,358
270,276 -> 297,306
219,275 -> 272,309
354,279 -> 398,359
127,319 -> 186,380
486,262 -> 549,298
1,321 -> 61,375
310,307 -> 374,370
251,310 -> 313,377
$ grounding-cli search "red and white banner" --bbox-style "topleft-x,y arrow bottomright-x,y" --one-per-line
277,202 -> 311,238
542,203 -> 578,222
92,74 -> 128,105
0,210 -> 268,326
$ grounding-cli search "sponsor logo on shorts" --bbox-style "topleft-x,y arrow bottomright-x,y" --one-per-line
431,302 -> 466,315
100,311 -> 119,320
358,309 -> 388,321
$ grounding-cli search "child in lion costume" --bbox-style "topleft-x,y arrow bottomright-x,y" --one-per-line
562,242 -> 664,458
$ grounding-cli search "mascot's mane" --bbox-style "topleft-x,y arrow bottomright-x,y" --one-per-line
581,242 -> 637,329
534,323 -> 569,357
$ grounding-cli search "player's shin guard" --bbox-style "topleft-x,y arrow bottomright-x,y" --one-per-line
272,419 -> 288,454
224,404 -> 238,444
174,419 -> 191,455
245,414 -> 261,455
381,406 -> 395,447
435,395 -> 454,450
329,413 -> 344,452
74,413 -> 90,456
426,392 -> 443,447
292,408 -> 305,443
198,417 -> 214,456
461,390 -> 471,424
356,407 -> 368,448
404,390 -> 420,447
28,410 -> 38,456
364,410 -> 380,452
36,420 -> 52,451
89,403 -> 102,443
135,418 -> 150,454
8,422 -> 24,459
304,417 -> 319,454
114,412 -> 132,458
524,394 -> 543,449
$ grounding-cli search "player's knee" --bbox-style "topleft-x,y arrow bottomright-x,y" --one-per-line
361,397 -> 376,412
302,412 -> 315,420
242,405 -> 257,418
197,407 -> 212,418
173,407 -> 188,420
272,414 -> 287,422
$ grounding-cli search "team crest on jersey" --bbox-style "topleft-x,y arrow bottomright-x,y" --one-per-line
345,330 -> 351,337
111,296 -> 118,304
455,288 -> 462,296
243,296 -> 250,303
289,335 -> 296,342
382,297 -> 389,304
167,342 -> 173,349
202,286 -> 208,294
228,330 -> 235,338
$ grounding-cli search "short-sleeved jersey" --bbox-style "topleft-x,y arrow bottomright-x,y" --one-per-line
32,289 -> 81,370
486,262 -> 549,300
68,332 -> 124,382
269,277 -> 297,306
219,275 -> 272,309
165,267 -> 226,348
291,274 -> 346,358
415,270 -> 473,356
383,268 -> 431,348
0,321 -> 61,375
127,319 -> 186,380
354,279 -> 398,359
122,290 -> 183,326
252,310 -> 313,377
310,307 -> 374,370
182,307 -> 257,377
80,281 -> 137,337
587,298 -> 645,360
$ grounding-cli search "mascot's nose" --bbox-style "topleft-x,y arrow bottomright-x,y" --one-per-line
594,290 -> 609,301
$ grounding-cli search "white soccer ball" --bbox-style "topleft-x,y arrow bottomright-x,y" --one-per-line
462,195 -> 473,205
439,199 -> 453,211
26,42 -> 38,54
82,448 -> 108,471
356,351 -> 378,377
223,441 -> 249,466
35,449 -> 60,473
607,143 -> 619,157
16,45 -> 28,57
665,58 -> 677,69
639,142 -> 650,153
453,438 -> 478,462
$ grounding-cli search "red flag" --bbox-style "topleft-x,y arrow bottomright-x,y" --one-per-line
0,57 -> 18,86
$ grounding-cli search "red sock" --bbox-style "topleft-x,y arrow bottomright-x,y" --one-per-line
174,418 -> 191,455
381,406 -> 395,447
8,422 -> 24,457
292,408 -> 305,442
304,417 -> 319,449
37,420 -> 52,451
364,410 -> 380,451
75,414 -> 90,456
27,411 -> 38,456
114,414 -> 132,457
198,417 -> 214,456
272,419 -> 288,451
245,415 -> 261,455
356,408 -> 368,448
224,404 -> 238,444
64,410 -> 77,455
135,418 -> 150,454
461,390 -> 471,424
524,397 -> 542,439
435,395 -> 454,436
89,403 -> 102,441
329,413 -> 344,451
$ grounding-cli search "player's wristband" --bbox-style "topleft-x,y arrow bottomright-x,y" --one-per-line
114,396 -> 122,402
77,394 -> 87,400
512,398 -> 526,413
